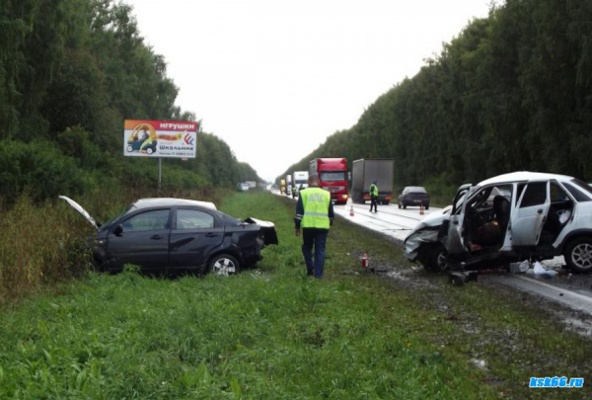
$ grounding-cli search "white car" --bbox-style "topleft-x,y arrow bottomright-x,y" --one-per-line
404,172 -> 592,273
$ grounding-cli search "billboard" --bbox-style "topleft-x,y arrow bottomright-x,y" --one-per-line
123,119 -> 198,158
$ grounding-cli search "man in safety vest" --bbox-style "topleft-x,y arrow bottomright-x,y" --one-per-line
369,180 -> 379,213
294,174 -> 334,278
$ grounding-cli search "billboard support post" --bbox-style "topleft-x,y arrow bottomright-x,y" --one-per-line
158,158 -> 162,192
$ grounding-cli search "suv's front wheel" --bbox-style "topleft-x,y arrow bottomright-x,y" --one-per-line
564,237 -> 592,272
420,243 -> 448,272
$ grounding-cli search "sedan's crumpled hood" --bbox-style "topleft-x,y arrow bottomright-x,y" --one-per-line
59,195 -> 100,230
244,217 -> 279,245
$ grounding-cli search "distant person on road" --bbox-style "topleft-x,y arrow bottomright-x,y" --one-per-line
294,174 -> 334,278
369,180 -> 379,213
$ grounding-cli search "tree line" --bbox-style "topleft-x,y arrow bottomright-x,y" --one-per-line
280,0 -> 592,198
0,0 -> 259,207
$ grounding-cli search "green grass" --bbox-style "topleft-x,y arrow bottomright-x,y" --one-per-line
0,191 -> 590,399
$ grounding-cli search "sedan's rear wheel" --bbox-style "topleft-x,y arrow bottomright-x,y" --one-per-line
564,237 -> 592,273
208,254 -> 240,276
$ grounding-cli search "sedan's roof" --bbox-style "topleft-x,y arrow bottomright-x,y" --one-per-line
478,171 -> 575,187
132,198 -> 217,210
404,186 -> 427,193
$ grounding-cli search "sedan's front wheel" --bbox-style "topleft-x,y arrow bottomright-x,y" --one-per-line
208,254 -> 240,276
564,237 -> 592,273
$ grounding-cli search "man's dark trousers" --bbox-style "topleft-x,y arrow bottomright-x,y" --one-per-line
370,196 -> 378,212
302,228 -> 329,278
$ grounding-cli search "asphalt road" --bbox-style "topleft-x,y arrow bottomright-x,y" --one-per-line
332,200 -> 426,242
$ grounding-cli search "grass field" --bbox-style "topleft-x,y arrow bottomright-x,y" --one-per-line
0,191 -> 590,399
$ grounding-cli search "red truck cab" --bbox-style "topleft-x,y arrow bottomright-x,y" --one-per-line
309,158 -> 349,204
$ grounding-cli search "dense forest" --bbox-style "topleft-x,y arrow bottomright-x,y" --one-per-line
0,0 -> 260,208
281,0 -> 592,197
4,0 -> 592,206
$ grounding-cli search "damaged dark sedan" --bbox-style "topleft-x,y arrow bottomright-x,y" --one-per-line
60,196 -> 278,275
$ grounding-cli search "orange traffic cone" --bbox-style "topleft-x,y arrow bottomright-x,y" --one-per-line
419,204 -> 425,215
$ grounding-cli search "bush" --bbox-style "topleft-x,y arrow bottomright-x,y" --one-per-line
0,140 -> 85,206
56,126 -> 105,170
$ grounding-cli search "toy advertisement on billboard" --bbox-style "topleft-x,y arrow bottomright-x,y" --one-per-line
123,119 -> 198,158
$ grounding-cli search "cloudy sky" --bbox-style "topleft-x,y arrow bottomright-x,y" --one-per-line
125,0 -> 493,182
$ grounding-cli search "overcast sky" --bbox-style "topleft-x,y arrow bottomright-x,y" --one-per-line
125,0 -> 493,182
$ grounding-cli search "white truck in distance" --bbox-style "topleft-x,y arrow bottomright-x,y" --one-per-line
293,171 -> 309,196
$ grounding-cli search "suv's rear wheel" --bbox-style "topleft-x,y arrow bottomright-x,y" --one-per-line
564,237 -> 592,272
208,254 -> 240,276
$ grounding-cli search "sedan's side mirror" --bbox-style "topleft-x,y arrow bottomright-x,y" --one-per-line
113,224 -> 124,237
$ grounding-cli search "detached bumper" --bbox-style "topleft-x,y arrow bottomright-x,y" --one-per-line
244,217 -> 279,245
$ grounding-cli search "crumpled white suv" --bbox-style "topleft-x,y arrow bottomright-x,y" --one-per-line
404,171 -> 592,273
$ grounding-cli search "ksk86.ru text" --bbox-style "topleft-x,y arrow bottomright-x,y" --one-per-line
529,376 -> 584,388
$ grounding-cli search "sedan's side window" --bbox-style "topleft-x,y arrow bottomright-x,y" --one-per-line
519,182 -> 547,208
123,209 -> 170,232
176,209 -> 215,229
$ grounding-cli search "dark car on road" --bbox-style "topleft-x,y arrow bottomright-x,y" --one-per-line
398,186 -> 430,209
60,196 -> 278,276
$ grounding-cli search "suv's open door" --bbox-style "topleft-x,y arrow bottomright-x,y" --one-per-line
445,184 -> 473,255
511,180 -> 551,246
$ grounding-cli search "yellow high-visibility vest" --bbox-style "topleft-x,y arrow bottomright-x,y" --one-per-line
300,188 -> 331,229
370,183 -> 379,196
